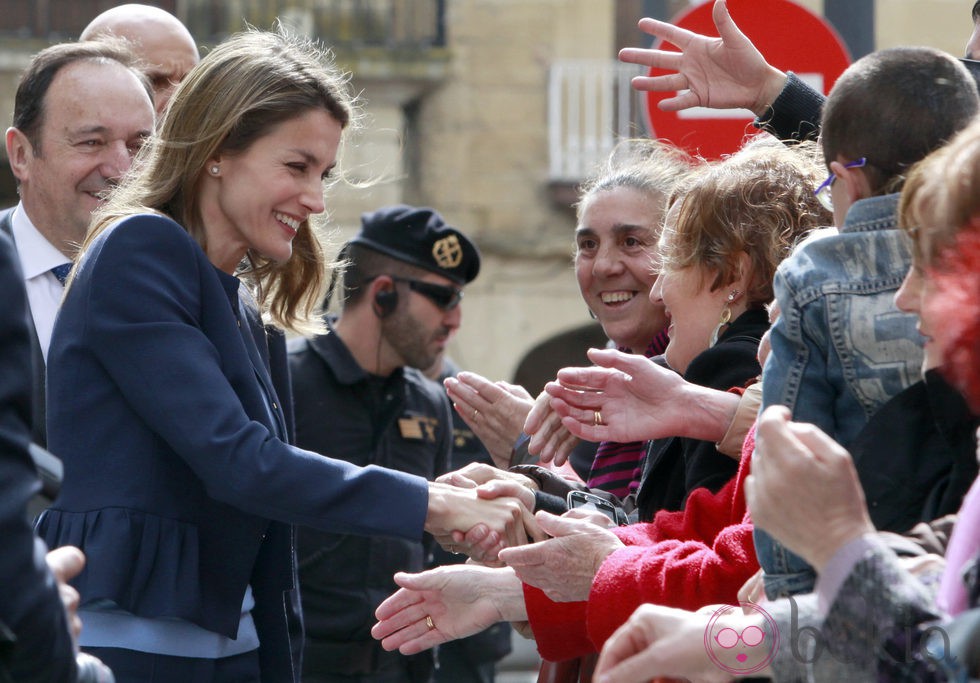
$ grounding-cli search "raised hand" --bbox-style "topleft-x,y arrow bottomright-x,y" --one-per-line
523,389 -> 582,466
746,405 -> 875,573
594,603 -> 752,683
618,0 -> 786,116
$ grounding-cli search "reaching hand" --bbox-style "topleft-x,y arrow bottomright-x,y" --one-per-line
498,511 -> 624,603
445,372 -> 533,469
372,565 -> 527,654
618,0 -> 787,116
594,604 -> 751,683
437,462 -> 536,494
564,505 -> 617,529
746,406 -> 875,573
547,348 -> 738,444
737,568 -> 765,607
523,389 -> 582,466
476,478 -> 536,516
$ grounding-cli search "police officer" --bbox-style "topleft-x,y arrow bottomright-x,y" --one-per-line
288,205 -> 480,683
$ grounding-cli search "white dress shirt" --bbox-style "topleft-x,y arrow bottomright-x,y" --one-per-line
10,202 -> 71,362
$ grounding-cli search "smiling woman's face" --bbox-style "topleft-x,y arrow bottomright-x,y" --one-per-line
652,203 -> 737,374
199,108 -> 341,273
894,220 -> 959,376
574,186 -> 667,351
894,263 -> 943,374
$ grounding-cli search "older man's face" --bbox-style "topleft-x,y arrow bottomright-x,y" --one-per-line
8,59 -> 154,254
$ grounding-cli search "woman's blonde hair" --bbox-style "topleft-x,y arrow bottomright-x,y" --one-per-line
660,137 -> 831,307
83,28 -> 357,334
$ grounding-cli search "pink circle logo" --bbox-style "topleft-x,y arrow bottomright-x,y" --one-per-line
703,602 -> 779,675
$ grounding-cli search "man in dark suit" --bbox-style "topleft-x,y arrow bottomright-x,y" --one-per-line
288,205 -> 479,683
1,40 -> 154,449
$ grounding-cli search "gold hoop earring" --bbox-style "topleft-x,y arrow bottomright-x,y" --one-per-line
710,290 -> 740,347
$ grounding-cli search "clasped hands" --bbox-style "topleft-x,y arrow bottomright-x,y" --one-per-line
424,477 -> 542,563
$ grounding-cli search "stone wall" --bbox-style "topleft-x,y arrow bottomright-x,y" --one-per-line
0,0 -> 972,384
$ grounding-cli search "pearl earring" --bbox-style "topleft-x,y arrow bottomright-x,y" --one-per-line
209,165 -> 220,176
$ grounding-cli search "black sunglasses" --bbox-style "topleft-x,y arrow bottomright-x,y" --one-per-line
390,276 -> 463,311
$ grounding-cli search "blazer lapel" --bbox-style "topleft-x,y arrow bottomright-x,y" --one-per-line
237,296 -> 288,441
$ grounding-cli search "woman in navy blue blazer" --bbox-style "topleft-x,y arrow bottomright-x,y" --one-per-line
35,30 -> 533,683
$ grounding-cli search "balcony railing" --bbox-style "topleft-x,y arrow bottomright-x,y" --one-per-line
0,0 -> 446,50
548,59 -> 648,183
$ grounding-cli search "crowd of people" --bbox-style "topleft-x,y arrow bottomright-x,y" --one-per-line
373,2 -> 980,683
5,1 -> 980,683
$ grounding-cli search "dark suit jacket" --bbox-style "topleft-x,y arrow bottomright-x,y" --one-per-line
0,229 -> 76,681
0,208 -> 46,448
35,214 -> 430,682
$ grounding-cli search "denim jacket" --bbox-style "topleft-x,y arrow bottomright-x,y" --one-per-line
756,193 -> 924,599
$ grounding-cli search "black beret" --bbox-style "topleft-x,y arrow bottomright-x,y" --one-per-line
349,204 -> 480,285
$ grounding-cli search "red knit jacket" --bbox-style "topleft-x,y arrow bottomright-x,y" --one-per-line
524,426 -> 759,662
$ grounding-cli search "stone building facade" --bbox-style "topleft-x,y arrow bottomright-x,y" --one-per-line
0,0 -> 971,385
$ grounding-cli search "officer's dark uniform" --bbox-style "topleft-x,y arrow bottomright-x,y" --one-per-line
289,319 -> 451,683
289,205 -> 481,683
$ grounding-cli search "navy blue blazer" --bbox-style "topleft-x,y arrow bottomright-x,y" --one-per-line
0,229 -> 77,681
35,214 -> 429,682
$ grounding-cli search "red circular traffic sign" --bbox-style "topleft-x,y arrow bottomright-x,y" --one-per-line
645,0 -> 851,159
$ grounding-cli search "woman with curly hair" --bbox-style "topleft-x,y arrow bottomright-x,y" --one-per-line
371,138 -> 831,665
